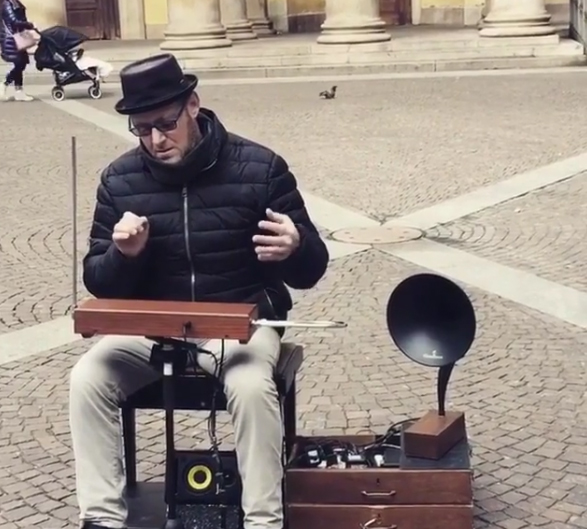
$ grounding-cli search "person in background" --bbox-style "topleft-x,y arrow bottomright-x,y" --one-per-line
0,0 -> 34,101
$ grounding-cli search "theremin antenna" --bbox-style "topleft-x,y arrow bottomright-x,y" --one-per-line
71,136 -> 78,316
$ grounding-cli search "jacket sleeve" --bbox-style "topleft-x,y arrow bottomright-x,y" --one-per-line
82,169 -> 148,299
265,154 -> 329,290
3,2 -> 30,30
3,1 -> 18,27
3,2 -> 14,21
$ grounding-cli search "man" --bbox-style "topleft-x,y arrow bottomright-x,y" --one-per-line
69,54 -> 329,529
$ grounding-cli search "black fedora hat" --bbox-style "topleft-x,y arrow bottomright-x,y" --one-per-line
115,53 -> 198,115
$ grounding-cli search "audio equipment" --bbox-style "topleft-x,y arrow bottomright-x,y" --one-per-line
74,313 -> 345,529
283,274 -> 476,529
386,273 -> 476,460
73,298 -> 346,341
72,310 -> 346,529
290,423 -> 405,471
285,432 -> 473,529
70,137 -> 78,314
175,450 -> 241,506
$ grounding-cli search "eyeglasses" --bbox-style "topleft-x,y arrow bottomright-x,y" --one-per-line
128,99 -> 188,138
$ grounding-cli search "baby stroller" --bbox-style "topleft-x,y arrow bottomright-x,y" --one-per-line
34,25 -> 110,102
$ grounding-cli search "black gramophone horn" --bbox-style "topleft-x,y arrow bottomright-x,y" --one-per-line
386,273 -> 476,415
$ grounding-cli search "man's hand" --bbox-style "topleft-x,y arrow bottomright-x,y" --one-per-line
112,211 -> 149,257
253,208 -> 300,262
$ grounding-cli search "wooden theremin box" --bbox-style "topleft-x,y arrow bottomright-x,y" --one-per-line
73,298 -> 259,341
285,434 -> 473,529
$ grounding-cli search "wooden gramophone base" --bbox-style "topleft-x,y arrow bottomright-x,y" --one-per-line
403,410 -> 466,460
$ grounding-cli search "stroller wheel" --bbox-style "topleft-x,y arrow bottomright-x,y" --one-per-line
88,86 -> 102,100
51,87 -> 65,102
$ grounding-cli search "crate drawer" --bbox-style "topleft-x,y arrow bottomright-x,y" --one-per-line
285,468 -> 472,505
287,504 -> 474,529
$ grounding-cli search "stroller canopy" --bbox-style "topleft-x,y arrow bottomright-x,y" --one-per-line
39,25 -> 89,52
35,25 -> 89,72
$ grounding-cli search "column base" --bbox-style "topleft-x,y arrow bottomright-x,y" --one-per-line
251,21 -> 274,36
225,21 -> 258,40
479,12 -> 556,37
160,28 -> 233,50
317,19 -> 391,44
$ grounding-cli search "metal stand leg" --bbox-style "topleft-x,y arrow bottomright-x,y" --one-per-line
122,407 -> 137,492
283,380 -> 297,459
163,360 -> 184,529
220,505 -> 227,529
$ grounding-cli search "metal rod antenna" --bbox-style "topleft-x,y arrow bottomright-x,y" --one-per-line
253,319 -> 347,329
71,136 -> 78,316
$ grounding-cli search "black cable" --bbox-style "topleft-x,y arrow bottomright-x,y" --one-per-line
287,438 -> 359,466
359,418 -> 418,451
181,325 -> 225,494
288,418 -> 421,469
207,340 -> 225,494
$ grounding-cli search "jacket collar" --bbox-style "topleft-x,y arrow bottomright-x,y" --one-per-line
140,107 -> 227,187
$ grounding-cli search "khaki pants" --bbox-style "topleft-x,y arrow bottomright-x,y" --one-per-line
69,326 -> 283,529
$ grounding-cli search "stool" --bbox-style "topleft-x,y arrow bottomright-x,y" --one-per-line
120,342 -> 303,491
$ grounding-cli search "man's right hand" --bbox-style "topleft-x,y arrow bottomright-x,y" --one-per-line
112,211 -> 149,257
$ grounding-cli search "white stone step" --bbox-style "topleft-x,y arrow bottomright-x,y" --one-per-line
5,38 -> 585,85
85,38 -> 580,69
174,40 -> 583,70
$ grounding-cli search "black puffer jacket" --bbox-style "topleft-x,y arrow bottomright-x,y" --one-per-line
83,108 -> 329,321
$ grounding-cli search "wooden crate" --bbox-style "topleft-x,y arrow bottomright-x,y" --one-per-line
285,434 -> 473,529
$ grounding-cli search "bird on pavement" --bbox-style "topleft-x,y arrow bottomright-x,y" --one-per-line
319,86 -> 337,100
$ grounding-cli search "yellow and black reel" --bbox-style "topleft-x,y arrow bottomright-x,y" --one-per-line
176,450 -> 242,506
186,464 -> 213,492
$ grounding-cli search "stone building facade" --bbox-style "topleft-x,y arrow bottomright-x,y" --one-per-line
26,0 -> 570,42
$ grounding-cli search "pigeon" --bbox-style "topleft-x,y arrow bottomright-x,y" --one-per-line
319,85 -> 337,100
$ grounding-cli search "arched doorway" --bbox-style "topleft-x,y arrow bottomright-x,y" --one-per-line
380,0 -> 412,25
65,0 -> 121,39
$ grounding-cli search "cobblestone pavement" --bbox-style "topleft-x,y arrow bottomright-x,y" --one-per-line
1,72 -> 587,529
82,72 -> 587,221
2,250 -> 587,529
0,102 -> 131,332
428,172 -> 587,293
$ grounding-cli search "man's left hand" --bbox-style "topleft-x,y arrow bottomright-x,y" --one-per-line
253,209 -> 300,262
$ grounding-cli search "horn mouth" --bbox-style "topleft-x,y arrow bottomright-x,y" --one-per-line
386,273 -> 476,368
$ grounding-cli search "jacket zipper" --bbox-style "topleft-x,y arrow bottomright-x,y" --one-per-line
182,184 -> 274,313
264,288 -> 276,317
180,159 -> 217,303
182,185 -> 196,301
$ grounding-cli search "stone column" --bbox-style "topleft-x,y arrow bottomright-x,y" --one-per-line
479,0 -> 556,37
220,0 -> 258,40
318,0 -> 391,44
27,0 -> 66,29
118,0 -> 146,40
160,0 -> 232,51
245,0 -> 274,36
266,0 -> 288,33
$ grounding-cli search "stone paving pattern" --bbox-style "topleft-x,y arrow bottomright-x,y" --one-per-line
2,250 -> 587,529
2,72 -> 587,529
84,73 -> 587,220
428,173 -> 587,292
0,102 -> 131,332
